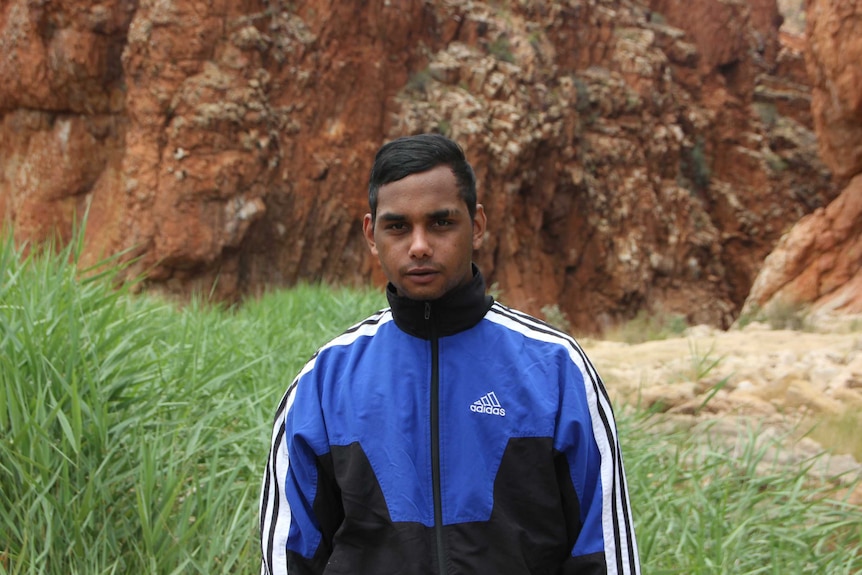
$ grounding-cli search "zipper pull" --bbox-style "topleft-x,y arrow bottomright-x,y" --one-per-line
425,301 -> 431,320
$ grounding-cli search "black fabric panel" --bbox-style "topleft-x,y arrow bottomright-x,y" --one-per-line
446,437 -> 581,574
305,439 -> 588,575
327,443 -> 436,575
312,452 -> 344,565
286,549 -> 330,575
386,265 -> 492,339
554,447 -> 582,551
561,552 -> 607,575
285,452 -> 345,574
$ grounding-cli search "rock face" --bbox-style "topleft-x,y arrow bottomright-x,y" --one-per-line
743,0 -> 862,315
0,0 -> 839,334
585,323 -> 862,500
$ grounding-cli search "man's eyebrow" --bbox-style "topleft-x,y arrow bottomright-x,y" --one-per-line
378,208 -> 462,222
428,208 -> 459,219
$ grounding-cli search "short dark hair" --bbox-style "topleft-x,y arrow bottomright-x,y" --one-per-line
368,133 -> 477,222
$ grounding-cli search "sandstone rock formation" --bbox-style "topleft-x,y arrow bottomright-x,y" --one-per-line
743,0 -> 862,316
584,320 -> 862,501
0,0 -> 839,334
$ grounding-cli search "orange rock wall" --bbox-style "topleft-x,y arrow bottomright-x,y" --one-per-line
744,0 -> 862,315
0,0 -> 840,333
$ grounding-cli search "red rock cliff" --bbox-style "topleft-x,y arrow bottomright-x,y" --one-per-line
0,0 -> 839,333
744,0 -> 862,316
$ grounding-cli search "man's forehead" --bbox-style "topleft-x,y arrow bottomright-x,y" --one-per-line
377,206 -> 463,220
376,187 -> 464,210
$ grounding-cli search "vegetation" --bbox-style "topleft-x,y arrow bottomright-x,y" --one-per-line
680,135 -> 712,193
626,414 -> 862,574
405,67 -> 433,94
574,76 -> 592,115
0,235 -> 385,574
487,35 -> 515,63
540,303 -> 572,334
753,101 -> 779,129
737,299 -> 812,331
803,409 -> 862,464
2,236 -> 860,574
604,309 -> 689,344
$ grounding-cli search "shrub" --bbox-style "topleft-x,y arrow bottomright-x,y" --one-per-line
488,36 -> 515,63
604,309 -> 689,344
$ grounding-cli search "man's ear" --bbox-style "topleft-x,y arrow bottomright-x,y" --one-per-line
362,213 -> 378,256
472,204 -> 487,250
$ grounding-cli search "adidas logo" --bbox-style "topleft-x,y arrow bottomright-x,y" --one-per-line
470,391 -> 506,417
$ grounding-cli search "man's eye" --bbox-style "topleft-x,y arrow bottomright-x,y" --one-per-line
387,223 -> 406,231
434,219 -> 452,227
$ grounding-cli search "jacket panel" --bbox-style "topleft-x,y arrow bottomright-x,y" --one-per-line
261,284 -> 640,575
318,322 -> 435,526
324,443 -> 437,575
484,304 -> 640,574
435,321 -> 569,526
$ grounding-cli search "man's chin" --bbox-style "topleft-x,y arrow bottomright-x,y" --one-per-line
395,282 -> 445,301
400,290 -> 442,301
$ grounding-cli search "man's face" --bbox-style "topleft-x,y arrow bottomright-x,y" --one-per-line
363,165 -> 486,301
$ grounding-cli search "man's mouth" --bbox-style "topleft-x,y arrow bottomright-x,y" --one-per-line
405,267 -> 439,283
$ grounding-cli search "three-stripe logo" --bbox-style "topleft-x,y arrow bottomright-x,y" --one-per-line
470,391 -> 506,416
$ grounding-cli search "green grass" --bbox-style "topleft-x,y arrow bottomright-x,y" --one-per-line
2,235 -> 860,574
625,414 -> 862,574
803,410 -> 862,464
0,234 -> 385,574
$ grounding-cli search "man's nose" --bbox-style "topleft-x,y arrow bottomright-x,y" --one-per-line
408,228 -> 432,259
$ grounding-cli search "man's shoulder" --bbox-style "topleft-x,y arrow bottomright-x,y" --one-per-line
320,307 -> 395,350
485,301 -> 570,338
484,303 -> 596,371
298,308 -> 394,373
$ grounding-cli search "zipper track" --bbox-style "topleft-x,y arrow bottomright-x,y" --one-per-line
428,302 -> 447,575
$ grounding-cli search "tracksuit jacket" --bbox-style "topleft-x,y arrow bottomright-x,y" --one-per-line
260,268 -> 640,575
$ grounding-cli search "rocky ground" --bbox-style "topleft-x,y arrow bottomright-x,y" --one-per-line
583,314 -> 862,502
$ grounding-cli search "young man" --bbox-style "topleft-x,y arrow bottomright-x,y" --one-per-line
260,134 -> 640,575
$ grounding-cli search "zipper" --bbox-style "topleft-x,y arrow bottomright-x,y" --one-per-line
427,301 -> 447,575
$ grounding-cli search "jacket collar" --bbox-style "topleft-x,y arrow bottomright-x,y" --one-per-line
386,264 -> 494,339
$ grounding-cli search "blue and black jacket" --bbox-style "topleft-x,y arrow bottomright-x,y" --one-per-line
260,269 -> 640,574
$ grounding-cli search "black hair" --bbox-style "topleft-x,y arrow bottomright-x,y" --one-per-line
367,133 -> 477,222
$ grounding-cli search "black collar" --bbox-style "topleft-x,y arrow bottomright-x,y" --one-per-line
386,264 -> 494,339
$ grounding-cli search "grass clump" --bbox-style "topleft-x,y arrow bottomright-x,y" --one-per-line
540,303 -> 572,334
680,136 -> 712,193
405,67 -> 433,94
604,309 -> 689,344
488,35 -> 515,63
0,233 -> 385,574
737,299 -> 812,331
763,298 -> 811,331
623,413 -> 862,574
803,410 -> 862,463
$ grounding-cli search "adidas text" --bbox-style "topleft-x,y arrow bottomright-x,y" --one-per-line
470,404 -> 506,416
471,392 -> 506,417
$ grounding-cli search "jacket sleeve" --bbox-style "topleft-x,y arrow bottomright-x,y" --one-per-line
259,364 -> 343,575
556,347 -> 641,575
